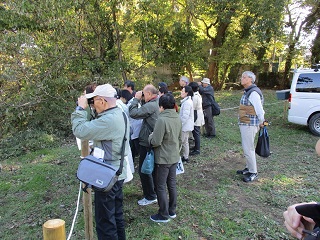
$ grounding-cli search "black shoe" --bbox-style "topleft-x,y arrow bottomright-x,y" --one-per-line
190,150 -> 200,155
150,213 -> 170,223
243,173 -> 258,182
181,156 -> 189,163
236,168 -> 249,175
169,211 -> 176,219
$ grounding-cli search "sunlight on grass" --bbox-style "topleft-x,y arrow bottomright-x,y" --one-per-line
258,174 -> 304,192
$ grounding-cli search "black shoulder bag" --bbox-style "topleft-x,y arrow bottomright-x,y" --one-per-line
208,94 -> 220,116
77,112 -> 128,192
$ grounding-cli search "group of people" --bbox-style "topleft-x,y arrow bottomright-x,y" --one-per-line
71,71 -> 318,240
71,75 -> 221,238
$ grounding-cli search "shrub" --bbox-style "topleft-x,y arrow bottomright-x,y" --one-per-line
0,129 -> 59,159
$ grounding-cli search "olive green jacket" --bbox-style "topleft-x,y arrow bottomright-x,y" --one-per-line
149,109 -> 182,164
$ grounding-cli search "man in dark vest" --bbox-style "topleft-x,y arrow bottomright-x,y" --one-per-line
236,71 -> 265,182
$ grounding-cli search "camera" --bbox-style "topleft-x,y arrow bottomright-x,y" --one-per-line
87,98 -> 94,105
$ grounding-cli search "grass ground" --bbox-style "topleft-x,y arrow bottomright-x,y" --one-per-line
1,90 -> 319,240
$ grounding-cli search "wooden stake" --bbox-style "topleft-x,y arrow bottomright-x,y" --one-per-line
43,219 -> 66,240
81,140 -> 94,240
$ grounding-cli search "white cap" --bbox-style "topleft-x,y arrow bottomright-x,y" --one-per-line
201,78 -> 210,85
85,84 -> 117,99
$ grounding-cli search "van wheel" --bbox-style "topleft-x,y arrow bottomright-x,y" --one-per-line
309,113 -> 320,136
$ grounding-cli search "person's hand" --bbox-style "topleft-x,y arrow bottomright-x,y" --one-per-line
259,121 -> 268,128
77,95 -> 88,109
315,139 -> 320,156
135,91 -> 143,100
283,202 -> 316,239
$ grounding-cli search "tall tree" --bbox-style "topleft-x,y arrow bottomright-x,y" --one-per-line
311,25 -> 320,64
281,0 -> 320,88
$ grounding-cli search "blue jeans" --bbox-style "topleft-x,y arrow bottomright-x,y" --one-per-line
94,180 -> 126,240
154,163 -> 177,218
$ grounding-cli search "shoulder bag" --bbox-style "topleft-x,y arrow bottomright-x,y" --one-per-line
77,112 -> 128,192
207,93 -> 220,116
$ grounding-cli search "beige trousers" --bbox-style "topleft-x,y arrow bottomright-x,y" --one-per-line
239,125 -> 259,173
181,131 -> 191,159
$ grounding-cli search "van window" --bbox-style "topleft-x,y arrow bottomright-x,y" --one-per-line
296,73 -> 320,92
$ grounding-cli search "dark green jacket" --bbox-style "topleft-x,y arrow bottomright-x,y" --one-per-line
149,109 -> 182,164
129,97 -> 159,147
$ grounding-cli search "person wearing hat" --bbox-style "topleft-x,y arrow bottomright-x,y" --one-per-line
158,82 -> 168,89
198,77 -> 216,138
237,71 -> 265,183
71,83 -> 129,240
179,76 -> 189,88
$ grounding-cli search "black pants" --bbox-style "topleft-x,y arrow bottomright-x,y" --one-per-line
94,180 -> 126,240
139,145 -> 157,200
130,138 -> 140,160
203,106 -> 216,136
192,126 -> 201,151
154,163 -> 177,218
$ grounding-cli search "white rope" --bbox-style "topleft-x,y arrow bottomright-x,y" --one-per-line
220,101 -> 283,111
67,181 -> 82,240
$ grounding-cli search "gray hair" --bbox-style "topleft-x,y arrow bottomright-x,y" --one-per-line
242,71 -> 256,83
180,76 -> 189,83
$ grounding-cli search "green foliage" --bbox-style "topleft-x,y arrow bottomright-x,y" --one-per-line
0,0 -> 318,139
0,129 -> 59,158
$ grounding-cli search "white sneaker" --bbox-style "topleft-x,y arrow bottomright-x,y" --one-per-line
138,198 -> 157,206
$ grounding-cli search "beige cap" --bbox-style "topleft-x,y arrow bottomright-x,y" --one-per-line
85,84 -> 117,99
201,78 -> 210,85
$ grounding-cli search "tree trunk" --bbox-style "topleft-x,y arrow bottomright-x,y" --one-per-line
208,55 -> 220,89
112,3 -> 127,82
311,24 -> 320,64
186,63 -> 193,82
206,18 -> 232,90
282,43 -> 295,89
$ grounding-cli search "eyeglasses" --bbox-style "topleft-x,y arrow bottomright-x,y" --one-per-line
93,97 -> 107,104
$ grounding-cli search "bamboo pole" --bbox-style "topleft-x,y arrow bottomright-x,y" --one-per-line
43,219 -> 66,240
81,140 -> 94,240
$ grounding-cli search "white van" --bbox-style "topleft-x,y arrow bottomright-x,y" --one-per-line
288,68 -> 320,136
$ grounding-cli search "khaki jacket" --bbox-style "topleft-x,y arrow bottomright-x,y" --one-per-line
149,109 -> 182,164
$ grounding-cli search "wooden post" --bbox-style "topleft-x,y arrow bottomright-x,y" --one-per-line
81,140 -> 94,240
43,219 -> 66,240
